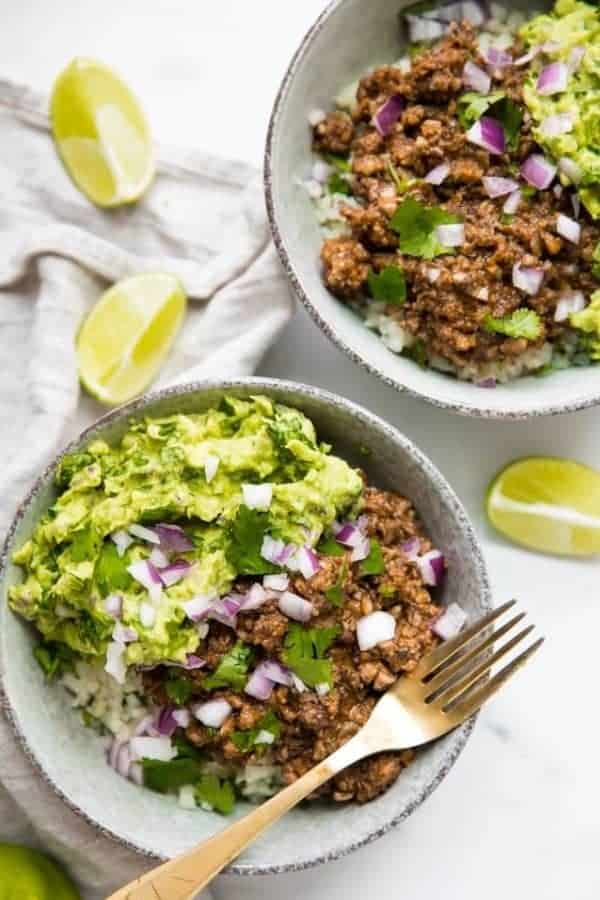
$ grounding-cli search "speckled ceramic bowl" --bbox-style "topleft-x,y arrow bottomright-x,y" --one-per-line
263,0 -> 600,419
0,378 -> 490,872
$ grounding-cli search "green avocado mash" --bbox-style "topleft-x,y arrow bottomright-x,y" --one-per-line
570,289 -> 600,357
520,0 -> 600,218
9,396 -> 363,669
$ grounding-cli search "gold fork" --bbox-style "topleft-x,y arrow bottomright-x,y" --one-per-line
108,601 -> 542,900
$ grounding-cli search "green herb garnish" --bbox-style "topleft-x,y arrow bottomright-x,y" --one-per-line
404,339 -> 428,368
368,266 -> 407,304
195,774 -> 236,815
457,91 -> 505,129
457,91 -> 523,149
325,561 -> 349,607
94,541 -> 132,596
359,538 -> 385,576
499,213 -> 514,225
390,197 -> 462,259
327,172 -> 352,195
203,641 -> 253,691
142,757 -> 204,793
282,623 -> 339,688
230,711 -> 282,753
484,308 -> 543,341
165,675 -> 193,706
317,534 -> 345,557
322,152 -> 351,173
33,641 -> 77,682
227,507 -> 280,575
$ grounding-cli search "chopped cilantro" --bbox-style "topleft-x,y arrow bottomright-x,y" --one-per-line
203,641 -> 253,691
390,197 -> 462,260
325,561 -> 349,607
282,623 -> 339,688
457,91 -> 506,130
368,266 -> 407,304
165,674 -> 193,706
359,538 -> 385,576
195,773 -> 236,815
227,507 -> 280,575
457,91 -> 522,150
404,339 -> 428,367
317,534 -> 345,557
94,541 -> 132,596
173,734 -> 204,761
499,213 -> 514,225
327,172 -> 352,195
322,152 -> 351,173
231,711 -> 282,753
378,583 -> 397,599
33,641 -> 77,682
408,41 -> 430,59
484,308 -> 542,341
386,157 -> 415,194
142,757 -> 204,793
520,185 -> 537,199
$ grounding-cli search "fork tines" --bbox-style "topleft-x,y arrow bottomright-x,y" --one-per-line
417,600 -> 543,718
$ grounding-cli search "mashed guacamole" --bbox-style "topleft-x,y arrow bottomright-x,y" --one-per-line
9,396 -> 363,670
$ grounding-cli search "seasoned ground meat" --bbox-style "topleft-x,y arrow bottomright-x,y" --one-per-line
314,22 -> 600,379
142,483 -> 443,805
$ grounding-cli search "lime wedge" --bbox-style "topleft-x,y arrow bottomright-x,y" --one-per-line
486,456 -> 600,556
50,58 -> 155,207
0,844 -> 80,900
77,273 -> 186,406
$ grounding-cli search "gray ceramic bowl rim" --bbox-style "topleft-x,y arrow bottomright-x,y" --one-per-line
263,1 -> 600,421
0,376 -> 490,874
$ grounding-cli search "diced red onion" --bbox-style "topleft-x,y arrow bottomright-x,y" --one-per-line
127,560 -> 162,602
356,610 -> 396,651
537,61 -> 568,95
185,654 -> 206,670
567,46 -> 585,75
405,14 -> 445,43
435,223 -> 464,248
130,736 -> 176,762
222,594 -> 244,617
261,535 -> 285,565
556,213 -> 581,245
160,559 -> 193,587
193,698 -> 232,728
483,176 -> 519,198
290,673 -> 307,693
483,46 -> 512,68
239,583 -> 266,612
129,524 -> 160,545
416,550 -> 445,586
263,573 -> 289,591
512,263 -> 544,296
308,108 -> 326,127
514,48 -> 538,66
463,61 -> 491,94
553,184 -> 563,199
134,713 -> 156,737
503,190 -> 522,214
105,640 -> 127,684
255,729 -> 275,745
554,291 -> 586,322
149,547 -> 169,569
154,523 -> 194,553
520,154 -> 556,190
335,523 -> 363,547
466,117 -> 505,155
108,737 -> 125,771
432,602 -> 467,640
183,594 -> 215,621
129,763 -> 143,786
350,534 -> 371,563
401,536 -> 421,561
312,159 -> 333,184
315,683 -> 330,697
245,668 -> 274,700
425,267 -> 440,283
206,598 -> 238,629
372,95 -> 404,136
259,660 -> 293,686
196,622 -> 209,640
293,545 -> 321,580
103,593 -> 122,618
139,602 -> 156,629
477,377 -> 497,389
424,163 -> 451,186
204,454 -> 220,484
242,483 -> 273,510
156,706 -> 178,737
111,530 -> 133,557
112,622 -> 138,644
539,112 -> 573,138
173,708 -> 191,728
278,590 -> 313,623
571,193 -> 581,220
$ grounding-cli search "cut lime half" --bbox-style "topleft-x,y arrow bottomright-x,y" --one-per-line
0,844 -> 80,900
77,272 -> 186,406
486,456 -> 600,557
50,57 -> 155,207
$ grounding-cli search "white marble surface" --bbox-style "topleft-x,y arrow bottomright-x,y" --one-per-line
2,1 -> 599,898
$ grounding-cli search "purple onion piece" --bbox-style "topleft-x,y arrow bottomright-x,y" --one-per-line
155,523 -> 194,553
156,706 -> 178,737
466,117 -> 505,155
537,61 -> 568,96
520,154 -> 556,190
372,95 -> 403,136
245,668 -> 275,701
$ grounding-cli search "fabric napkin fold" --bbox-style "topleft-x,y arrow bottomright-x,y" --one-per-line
0,78 -> 292,898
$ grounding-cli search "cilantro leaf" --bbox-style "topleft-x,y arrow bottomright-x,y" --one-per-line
404,339 -> 428,368
227,507 -> 280,575
488,97 -> 523,151
142,757 -> 204,793
368,266 -> 407,304
322,152 -> 351,173
390,197 -> 462,260
173,734 -> 204,760
195,773 -> 236,814
282,623 -> 339,688
457,91 -> 506,130
203,641 -> 253,691
484,308 -> 542,341
94,541 -> 133,596
327,172 -> 352,195
325,560 -> 348,607
165,674 -> 193,706
317,534 -> 345,557
231,711 -> 282,753
33,641 -> 77,682
359,538 -> 385,576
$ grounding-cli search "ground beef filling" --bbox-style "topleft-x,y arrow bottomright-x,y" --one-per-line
142,484 -> 441,805
315,22 -> 600,372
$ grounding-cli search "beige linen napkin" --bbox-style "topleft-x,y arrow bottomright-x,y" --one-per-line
0,78 -> 292,898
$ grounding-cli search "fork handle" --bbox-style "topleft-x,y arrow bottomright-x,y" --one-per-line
106,734 -> 372,900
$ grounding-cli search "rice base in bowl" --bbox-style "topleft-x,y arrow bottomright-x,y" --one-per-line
0,378 -> 490,871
